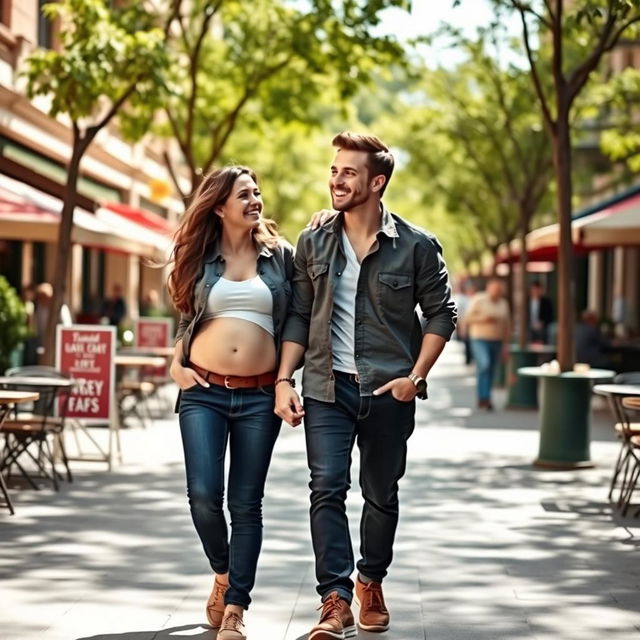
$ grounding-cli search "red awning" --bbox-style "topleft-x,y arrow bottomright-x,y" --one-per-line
496,192 -> 640,264
102,202 -> 174,234
0,174 -> 171,257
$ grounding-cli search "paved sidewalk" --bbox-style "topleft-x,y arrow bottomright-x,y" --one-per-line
1,343 -> 639,639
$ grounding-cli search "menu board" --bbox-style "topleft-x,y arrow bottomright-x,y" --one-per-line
55,325 -> 116,423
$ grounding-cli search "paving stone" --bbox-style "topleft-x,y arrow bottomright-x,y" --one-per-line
1,343 -> 639,639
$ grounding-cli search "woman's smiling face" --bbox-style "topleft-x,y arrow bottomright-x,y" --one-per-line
216,173 -> 263,230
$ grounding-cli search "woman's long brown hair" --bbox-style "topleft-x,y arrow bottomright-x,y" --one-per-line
168,166 -> 279,315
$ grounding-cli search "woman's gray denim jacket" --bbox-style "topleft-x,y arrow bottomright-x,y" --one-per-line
174,238 -> 294,367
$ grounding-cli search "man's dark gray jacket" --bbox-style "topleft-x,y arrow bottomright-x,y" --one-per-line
282,207 -> 457,402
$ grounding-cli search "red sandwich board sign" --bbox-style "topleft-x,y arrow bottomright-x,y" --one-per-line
55,325 -> 116,423
134,317 -> 173,377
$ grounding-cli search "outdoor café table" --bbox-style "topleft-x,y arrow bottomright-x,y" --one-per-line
114,354 -> 167,370
518,366 -> 615,469
114,355 -> 167,427
593,384 -> 640,504
0,390 -> 40,515
0,376 -> 76,485
117,346 -> 175,358
507,344 -> 556,409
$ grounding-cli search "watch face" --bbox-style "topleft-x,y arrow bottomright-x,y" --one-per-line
416,379 -> 427,393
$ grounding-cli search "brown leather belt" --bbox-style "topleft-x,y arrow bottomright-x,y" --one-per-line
189,362 -> 276,389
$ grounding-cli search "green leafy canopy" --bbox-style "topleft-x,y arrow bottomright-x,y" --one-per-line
22,0 -> 167,124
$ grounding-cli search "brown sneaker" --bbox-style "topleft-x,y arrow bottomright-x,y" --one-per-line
309,591 -> 356,640
354,576 -> 390,632
205,576 -> 228,628
218,611 -> 246,640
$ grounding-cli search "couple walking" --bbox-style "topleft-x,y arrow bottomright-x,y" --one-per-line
168,132 -> 457,640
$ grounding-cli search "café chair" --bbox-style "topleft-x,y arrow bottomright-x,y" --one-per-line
0,366 -> 73,490
117,378 -> 156,428
606,372 -> 640,508
620,396 -> 640,516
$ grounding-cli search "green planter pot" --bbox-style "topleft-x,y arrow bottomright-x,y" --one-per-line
518,367 -> 614,469
507,345 -> 556,409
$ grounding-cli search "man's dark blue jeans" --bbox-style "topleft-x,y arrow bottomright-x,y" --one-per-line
303,371 -> 415,603
179,383 -> 281,609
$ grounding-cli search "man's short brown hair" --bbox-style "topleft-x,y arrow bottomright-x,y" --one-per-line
332,131 -> 394,196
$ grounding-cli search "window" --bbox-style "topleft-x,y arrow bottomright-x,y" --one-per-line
37,0 -> 53,49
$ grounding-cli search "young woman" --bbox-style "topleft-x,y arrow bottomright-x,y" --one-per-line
168,166 -> 293,640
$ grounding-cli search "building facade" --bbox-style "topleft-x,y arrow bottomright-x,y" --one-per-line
0,0 -> 184,328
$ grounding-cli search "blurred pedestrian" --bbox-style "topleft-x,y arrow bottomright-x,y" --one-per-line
529,280 -> 553,343
140,288 -> 165,317
465,277 -> 511,410
455,280 -> 476,365
101,283 -> 127,326
575,309 -> 610,368
168,166 -> 293,640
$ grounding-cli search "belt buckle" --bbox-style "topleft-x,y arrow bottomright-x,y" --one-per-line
224,375 -> 236,389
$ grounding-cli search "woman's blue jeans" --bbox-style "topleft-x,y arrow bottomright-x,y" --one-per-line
178,383 -> 281,609
469,338 -> 502,402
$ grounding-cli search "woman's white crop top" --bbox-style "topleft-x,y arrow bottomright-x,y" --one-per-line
201,275 -> 274,336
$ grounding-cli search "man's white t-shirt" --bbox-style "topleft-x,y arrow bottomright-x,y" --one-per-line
331,228 -> 360,374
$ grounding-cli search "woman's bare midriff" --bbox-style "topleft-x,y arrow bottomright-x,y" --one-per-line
189,317 -> 276,376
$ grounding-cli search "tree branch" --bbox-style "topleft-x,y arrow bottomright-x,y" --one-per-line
164,107 -> 194,171
162,149 -> 187,202
512,0 -> 553,30
204,54 -> 294,172
88,79 -> 142,140
513,2 -> 555,128
184,3 -> 219,170
567,4 -> 618,101
164,0 -> 182,37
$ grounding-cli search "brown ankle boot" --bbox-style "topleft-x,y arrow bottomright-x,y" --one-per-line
309,591 -> 356,640
205,576 -> 228,628
354,576 -> 390,632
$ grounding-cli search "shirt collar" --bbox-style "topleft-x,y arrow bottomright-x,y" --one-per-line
204,238 -> 273,262
204,237 -> 273,263
323,203 -> 399,239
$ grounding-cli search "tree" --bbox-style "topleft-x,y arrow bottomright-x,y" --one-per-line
488,0 -> 640,371
23,0 -> 167,364
395,33 -> 552,331
591,66 -> 640,172
0,277 -> 29,372
129,0 -> 410,201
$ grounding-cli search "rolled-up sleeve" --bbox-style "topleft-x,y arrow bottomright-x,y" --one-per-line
416,234 -> 457,340
281,233 -> 313,347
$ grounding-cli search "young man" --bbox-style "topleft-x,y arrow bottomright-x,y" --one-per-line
275,132 -> 457,639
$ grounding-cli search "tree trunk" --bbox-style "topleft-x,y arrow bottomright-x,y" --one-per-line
504,243 -> 515,313
518,212 -> 531,349
42,141 -> 84,366
553,103 -> 575,372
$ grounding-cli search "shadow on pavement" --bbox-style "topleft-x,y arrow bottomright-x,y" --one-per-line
76,624 -> 216,639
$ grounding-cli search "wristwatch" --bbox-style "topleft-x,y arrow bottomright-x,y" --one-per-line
407,372 -> 428,399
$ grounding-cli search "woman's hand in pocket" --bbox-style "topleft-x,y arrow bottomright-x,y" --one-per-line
170,361 -> 209,390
